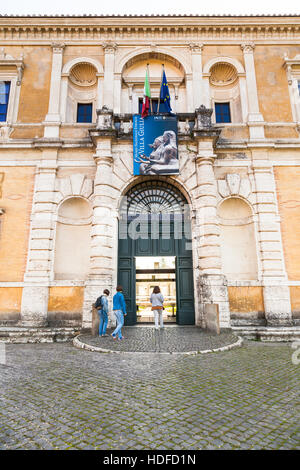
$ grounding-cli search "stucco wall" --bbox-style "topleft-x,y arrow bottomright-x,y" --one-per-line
0,167 -> 35,281
274,166 -> 300,280
228,286 -> 264,319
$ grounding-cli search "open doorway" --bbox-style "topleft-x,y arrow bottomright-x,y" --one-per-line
136,256 -> 176,323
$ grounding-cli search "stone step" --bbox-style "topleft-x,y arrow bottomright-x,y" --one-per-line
232,326 -> 300,342
0,327 -> 81,344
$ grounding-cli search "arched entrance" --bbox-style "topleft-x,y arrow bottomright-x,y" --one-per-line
118,179 -> 195,325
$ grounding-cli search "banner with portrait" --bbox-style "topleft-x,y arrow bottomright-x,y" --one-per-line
133,114 -> 179,176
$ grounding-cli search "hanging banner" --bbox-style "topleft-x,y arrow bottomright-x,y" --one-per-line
133,114 -> 179,176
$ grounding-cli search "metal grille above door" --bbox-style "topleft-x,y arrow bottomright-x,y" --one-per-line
120,180 -> 188,220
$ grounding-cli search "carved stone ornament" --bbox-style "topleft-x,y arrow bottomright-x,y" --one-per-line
69,62 -> 97,87
195,105 -> 213,129
240,42 -> 255,53
102,42 -> 117,54
189,43 -> 204,53
217,173 -> 252,200
96,105 -> 114,130
51,42 -> 65,53
209,62 -> 238,86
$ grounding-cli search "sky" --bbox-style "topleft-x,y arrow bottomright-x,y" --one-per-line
0,0 -> 300,16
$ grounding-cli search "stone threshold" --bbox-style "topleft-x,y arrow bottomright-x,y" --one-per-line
0,326 -> 80,343
232,326 -> 300,341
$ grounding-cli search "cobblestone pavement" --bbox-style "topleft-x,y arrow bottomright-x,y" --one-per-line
79,326 -> 239,353
0,340 -> 299,450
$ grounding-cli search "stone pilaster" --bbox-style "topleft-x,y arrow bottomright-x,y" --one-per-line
241,43 -> 265,140
82,107 -> 117,329
251,155 -> 293,326
193,107 -> 230,328
21,153 -> 58,326
102,42 -> 117,111
44,43 -> 65,138
189,43 -> 204,110
185,73 -> 194,112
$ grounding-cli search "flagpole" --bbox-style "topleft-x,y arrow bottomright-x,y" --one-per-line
147,64 -> 153,114
157,63 -> 164,114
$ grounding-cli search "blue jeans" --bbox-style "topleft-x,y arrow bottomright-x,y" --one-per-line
98,310 -> 108,336
112,310 -> 124,339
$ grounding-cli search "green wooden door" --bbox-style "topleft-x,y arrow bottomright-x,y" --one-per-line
117,180 -> 195,326
118,220 -> 195,325
175,233 -> 195,325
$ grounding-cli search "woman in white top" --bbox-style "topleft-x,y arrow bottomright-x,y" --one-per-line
150,286 -> 164,329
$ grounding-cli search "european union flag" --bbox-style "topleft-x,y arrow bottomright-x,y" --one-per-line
159,69 -> 172,113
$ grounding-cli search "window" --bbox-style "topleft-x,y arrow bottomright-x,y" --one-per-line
138,98 -> 168,114
215,102 -> 231,123
77,103 -> 93,123
0,81 -> 11,122
298,81 -> 300,95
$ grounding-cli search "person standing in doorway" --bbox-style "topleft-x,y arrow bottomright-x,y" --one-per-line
150,286 -> 164,329
96,289 -> 110,337
111,285 -> 127,340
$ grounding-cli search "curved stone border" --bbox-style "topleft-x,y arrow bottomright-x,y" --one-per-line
73,334 -> 243,356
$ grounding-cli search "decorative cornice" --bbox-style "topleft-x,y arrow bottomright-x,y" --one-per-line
0,19 -> 300,42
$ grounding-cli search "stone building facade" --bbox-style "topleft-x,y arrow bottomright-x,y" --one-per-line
0,14 -> 300,332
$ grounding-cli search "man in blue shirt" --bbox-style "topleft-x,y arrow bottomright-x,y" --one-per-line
111,285 -> 127,340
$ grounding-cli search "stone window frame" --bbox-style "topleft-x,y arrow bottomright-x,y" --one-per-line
214,101 -> 232,124
60,57 -> 104,125
119,47 -> 188,114
284,54 -> 300,125
203,56 -> 248,125
0,49 -> 24,128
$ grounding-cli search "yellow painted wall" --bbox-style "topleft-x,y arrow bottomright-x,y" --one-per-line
0,167 -> 35,281
274,166 -> 300,280
255,45 -> 296,123
265,125 -> 298,139
0,287 -> 22,313
228,286 -> 264,313
17,46 -> 52,124
48,286 -> 84,313
290,286 -> 300,314
2,45 -> 51,138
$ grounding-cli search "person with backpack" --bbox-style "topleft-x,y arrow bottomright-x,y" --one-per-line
111,285 -> 127,340
95,289 -> 110,337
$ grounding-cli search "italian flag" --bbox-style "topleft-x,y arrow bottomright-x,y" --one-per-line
141,67 -> 151,118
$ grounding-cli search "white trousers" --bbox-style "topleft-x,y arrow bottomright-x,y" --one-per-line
153,309 -> 164,328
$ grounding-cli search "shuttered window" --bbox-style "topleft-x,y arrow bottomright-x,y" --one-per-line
77,103 -> 93,123
215,102 -> 231,123
0,81 -> 11,122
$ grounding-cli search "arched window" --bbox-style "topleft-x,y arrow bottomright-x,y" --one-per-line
54,197 -> 92,280
203,58 -> 247,124
218,197 -> 258,280
121,53 -> 185,114
60,58 -> 103,124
